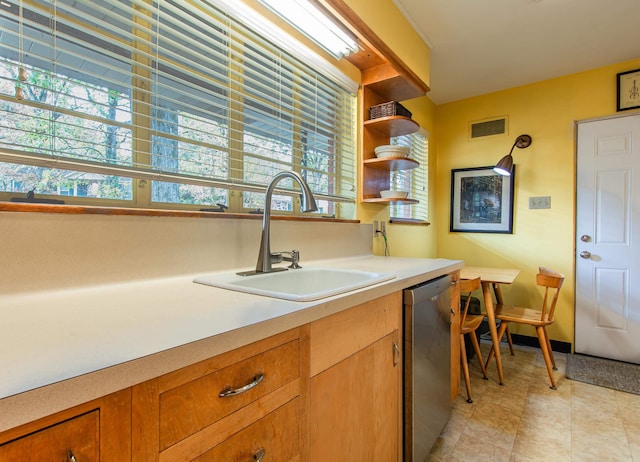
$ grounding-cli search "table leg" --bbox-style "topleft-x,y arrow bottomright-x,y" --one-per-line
492,283 -> 504,304
482,281 -> 504,385
492,282 -> 514,355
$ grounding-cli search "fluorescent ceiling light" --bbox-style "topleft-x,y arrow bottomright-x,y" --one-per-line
213,0 -> 358,92
259,0 -> 358,59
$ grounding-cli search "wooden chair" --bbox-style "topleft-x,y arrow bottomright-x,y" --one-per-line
485,267 -> 565,389
459,277 -> 488,403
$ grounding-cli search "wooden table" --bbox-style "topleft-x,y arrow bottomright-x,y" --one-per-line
460,266 -> 520,385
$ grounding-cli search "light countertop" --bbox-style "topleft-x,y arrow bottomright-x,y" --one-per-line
0,255 -> 462,431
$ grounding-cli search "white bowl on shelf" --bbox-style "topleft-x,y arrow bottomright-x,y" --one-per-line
374,145 -> 410,158
380,190 -> 409,199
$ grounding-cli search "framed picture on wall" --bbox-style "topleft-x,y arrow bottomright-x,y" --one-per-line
617,68 -> 640,111
450,166 -> 515,233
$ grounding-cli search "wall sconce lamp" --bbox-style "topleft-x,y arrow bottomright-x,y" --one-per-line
493,134 -> 532,176
258,0 -> 359,59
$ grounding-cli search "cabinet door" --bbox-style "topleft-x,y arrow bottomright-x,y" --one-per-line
309,331 -> 400,462
0,411 -> 99,461
0,389 -> 130,462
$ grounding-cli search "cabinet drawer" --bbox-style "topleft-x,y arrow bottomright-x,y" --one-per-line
159,339 -> 300,450
192,398 -> 299,462
0,410 -> 99,461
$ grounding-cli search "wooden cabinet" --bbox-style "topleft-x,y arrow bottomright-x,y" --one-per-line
308,292 -> 402,461
0,389 -> 131,462
131,294 -> 403,462
129,295 -> 405,462
132,327 -> 307,462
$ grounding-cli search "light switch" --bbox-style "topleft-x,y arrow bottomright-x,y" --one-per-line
529,196 -> 551,209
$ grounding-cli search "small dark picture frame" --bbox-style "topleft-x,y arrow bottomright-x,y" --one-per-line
450,166 -> 515,233
617,68 -> 640,111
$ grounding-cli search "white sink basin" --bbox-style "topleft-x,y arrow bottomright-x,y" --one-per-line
194,267 -> 395,301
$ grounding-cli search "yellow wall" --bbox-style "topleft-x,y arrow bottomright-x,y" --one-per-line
435,58 -> 640,345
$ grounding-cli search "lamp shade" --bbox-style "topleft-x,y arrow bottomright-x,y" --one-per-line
493,134 -> 531,176
494,154 -> 513,176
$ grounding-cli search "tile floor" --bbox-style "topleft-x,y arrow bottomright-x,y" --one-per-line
427,342 -> 640,461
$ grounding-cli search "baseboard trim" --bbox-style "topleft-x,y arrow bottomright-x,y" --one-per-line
510,333 -> 572,354
477,320 -> 572,354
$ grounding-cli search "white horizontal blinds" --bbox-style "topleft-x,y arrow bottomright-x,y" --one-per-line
390,130 -> 428,222
0,0 -> 136,200
149,0 -> 231,206
0,0 -> 357,214
232,10 -> 357,214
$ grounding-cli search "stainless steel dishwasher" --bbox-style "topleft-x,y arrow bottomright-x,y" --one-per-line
403,274 -> 452,461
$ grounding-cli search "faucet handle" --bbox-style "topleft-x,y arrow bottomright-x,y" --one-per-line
287,250 -> 301,269
272,249 -> 302,269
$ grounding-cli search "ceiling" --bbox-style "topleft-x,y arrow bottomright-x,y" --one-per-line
393,0 -> 640,104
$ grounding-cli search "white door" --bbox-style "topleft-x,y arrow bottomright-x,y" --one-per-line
575,114 -> 640,363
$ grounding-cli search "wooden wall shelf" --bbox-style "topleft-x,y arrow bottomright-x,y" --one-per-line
360,92 -> 422,202
314,0 -> 431,206
362,67 -> 427,102
362,197 -> 419,205
363,157 -> 419,171
363,116 -> 419,138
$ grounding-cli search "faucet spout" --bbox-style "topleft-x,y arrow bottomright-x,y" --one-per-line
253,171 -> 318,274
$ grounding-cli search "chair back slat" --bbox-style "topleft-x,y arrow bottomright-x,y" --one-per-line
459,277 -> 481,325
536,268 -> 564,322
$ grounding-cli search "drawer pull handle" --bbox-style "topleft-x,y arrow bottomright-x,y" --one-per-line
393,342 -> 400,367
254,448 -> 266,461
219,373 -> 265,397
67,451 -> 77,462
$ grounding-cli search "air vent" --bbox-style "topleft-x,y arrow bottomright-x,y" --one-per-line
470,118 -> 506,138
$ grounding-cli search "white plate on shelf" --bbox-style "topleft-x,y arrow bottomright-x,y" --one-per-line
374,145 -> 410,158
380,190 -> 409,199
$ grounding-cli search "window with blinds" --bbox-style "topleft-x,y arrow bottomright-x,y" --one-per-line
389,129 -> 428,223
0,0 -> 357,217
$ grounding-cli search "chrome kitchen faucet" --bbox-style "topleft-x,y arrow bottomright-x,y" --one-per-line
237,171 -> 317,276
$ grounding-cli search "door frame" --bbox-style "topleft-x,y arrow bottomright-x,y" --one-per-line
574,111 -> 640,358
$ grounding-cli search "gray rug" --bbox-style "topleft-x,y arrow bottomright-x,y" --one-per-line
566,354 -> 640,395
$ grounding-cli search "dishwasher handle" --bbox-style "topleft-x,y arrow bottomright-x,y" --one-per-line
403,275 -> 452,305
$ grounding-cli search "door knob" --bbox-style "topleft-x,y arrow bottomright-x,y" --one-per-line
580,251 -> 591,259
580,235 -> 591,242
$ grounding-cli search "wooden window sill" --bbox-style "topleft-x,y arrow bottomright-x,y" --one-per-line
0,202 -> 359,223
389,217 -> 430,226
